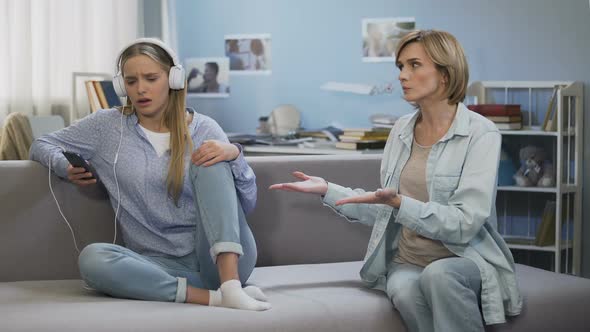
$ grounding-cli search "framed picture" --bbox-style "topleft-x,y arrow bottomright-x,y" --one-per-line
362,17 -> 416,62
185,57 -> 230,98
224,33 -> 272,75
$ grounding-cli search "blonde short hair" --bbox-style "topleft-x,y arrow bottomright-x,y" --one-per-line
395,30 -> 469,105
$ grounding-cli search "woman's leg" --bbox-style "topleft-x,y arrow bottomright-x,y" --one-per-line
386,262 -> 433,332
78,243 -> 206,304
188,163 -> 257,290
419,257 -> 484,332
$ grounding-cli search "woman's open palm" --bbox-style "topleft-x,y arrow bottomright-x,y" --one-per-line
269,171 -> 328,195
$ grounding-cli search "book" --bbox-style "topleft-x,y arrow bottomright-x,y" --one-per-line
495,122 -> 522,130
99,81 -> 123,108
542,87 -> 558,131
467,104 -> 521,112
335,140 -> 386,150
372,123 -> 395,129
297,126 -> 343,142
535,200 -> 556,246
341,128 -> 391,137
84,81 -> 101,113
339,134 -> 389,142
93,81 -> 108,109
485,115 -> 522,123
467,104 -> 521,116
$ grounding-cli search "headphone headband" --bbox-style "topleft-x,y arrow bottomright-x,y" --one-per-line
115,38 -> 182,72
113,38 -> 185,97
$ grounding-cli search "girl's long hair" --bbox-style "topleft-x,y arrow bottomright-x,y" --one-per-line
118,42 -> 192,204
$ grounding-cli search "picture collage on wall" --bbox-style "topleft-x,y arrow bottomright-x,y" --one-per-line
362,17 -> 416,62
224,34 -> 272,75
185,57 -> 230,98
185,17 -> 415,98
186,33 -> 272,98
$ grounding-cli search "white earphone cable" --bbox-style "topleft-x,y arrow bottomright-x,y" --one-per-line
49,111 -> 124,253
48,154 -> 81,254
112,110 -> 124,244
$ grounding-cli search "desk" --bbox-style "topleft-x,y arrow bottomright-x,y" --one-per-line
243,145 -> 384,156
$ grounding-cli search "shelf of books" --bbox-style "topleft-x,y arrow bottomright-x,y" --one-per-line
71,72 -> 123,123
467,81 -> 583,275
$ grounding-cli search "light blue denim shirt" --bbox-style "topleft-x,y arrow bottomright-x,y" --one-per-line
322,103 -> 522,325
30,108 -> 256,258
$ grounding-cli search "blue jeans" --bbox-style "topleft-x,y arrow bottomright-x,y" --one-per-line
78,163 -> 257,302
386,258 -> 483,332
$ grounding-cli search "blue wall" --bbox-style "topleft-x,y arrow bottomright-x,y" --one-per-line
170,0 -> 590,276
173,0 -> 590,133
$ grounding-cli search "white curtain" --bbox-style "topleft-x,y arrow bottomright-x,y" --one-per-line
0,0 -> 138,123
161,0 -> 177,53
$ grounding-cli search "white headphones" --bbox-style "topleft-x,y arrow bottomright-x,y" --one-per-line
113,38 -> 185,97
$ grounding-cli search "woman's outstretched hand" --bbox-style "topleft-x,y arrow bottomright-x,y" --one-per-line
269,171 -> 328,196
335,188 -> 401,208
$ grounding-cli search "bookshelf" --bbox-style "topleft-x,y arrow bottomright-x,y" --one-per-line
467,81 -> 583,275
70,72 -> 111,124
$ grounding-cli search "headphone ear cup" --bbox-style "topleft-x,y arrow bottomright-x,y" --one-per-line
113,74 -> 127,97
168,66 -> 185,90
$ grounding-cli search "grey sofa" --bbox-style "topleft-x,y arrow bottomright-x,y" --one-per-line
1,155 -> 590,332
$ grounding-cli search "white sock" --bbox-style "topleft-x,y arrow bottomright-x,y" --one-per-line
243,285 -> 269,302
209,289 -> 223,307
209,285 -> 269,305
208,280 -> 271,311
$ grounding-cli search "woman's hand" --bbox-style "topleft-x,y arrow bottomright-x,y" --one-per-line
335,188 -> 401,208
66,164 -> 97,186
192,140 -> 240,167
269,171 -> 328,196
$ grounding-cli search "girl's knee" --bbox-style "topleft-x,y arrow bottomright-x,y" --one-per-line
78,243 -> 114,279
189,162 -> 231,177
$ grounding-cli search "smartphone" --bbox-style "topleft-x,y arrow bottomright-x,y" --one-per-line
62,151 -> 98,180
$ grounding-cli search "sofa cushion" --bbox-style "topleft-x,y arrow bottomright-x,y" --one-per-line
2,261 -> 590,332
0,261 -> 402,332
489,263 -> 590,332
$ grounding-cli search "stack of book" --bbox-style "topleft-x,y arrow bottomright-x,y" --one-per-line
467,104 -> 522,130
85,80 -> 123,113
296,126 -> 344,142
335,127 -> 390,150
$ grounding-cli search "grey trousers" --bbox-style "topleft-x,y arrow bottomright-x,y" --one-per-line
386,257 -> 484,332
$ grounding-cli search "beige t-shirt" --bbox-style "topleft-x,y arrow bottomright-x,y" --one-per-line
394,139 -> 455,267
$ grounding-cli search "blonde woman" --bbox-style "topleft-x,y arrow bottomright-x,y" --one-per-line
30,38 -> 269,311
270,30 -> 522,331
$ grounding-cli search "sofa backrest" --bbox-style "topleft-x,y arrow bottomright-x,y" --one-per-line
0,155 -> 381,281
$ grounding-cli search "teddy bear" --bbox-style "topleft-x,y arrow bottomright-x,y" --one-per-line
513,145 -> 555,187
